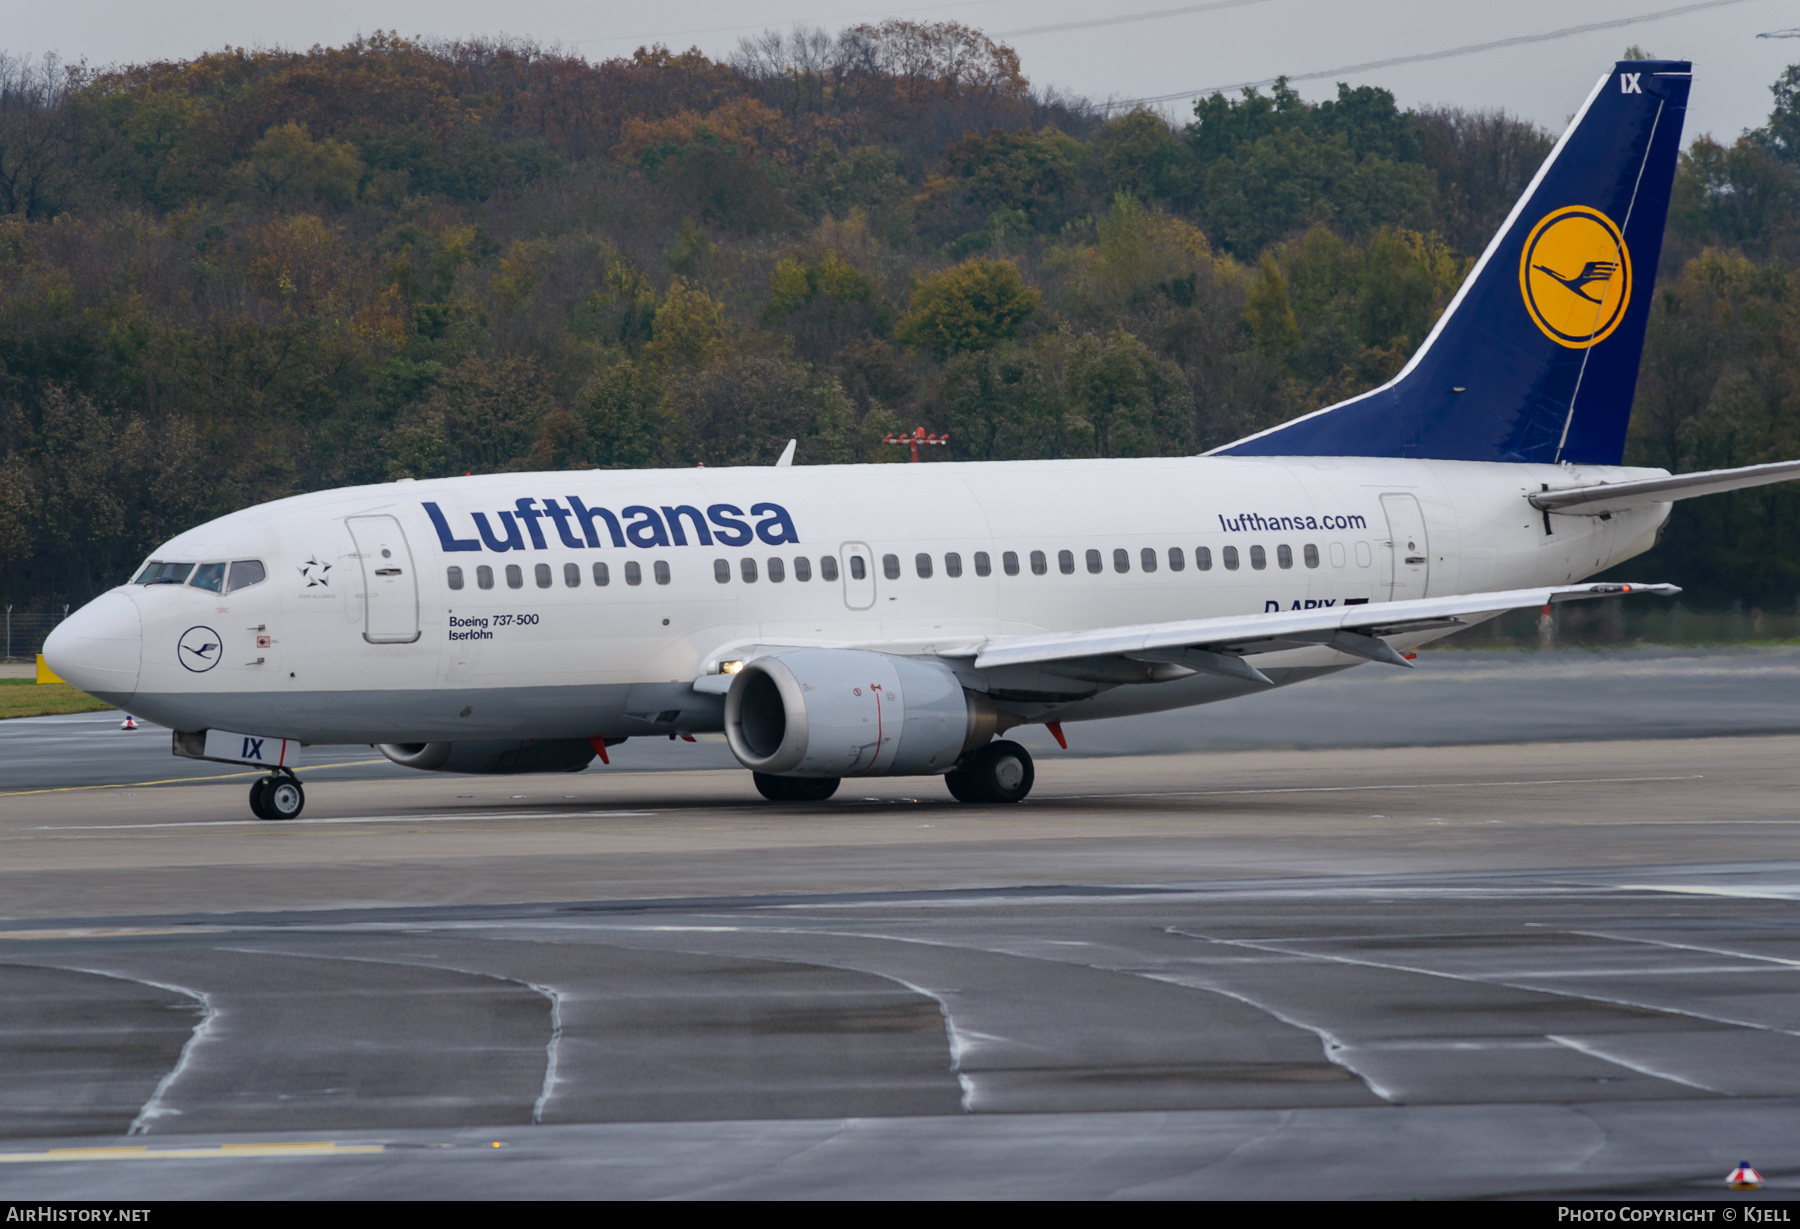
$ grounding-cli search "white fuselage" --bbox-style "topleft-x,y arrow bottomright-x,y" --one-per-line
51,455 -> 1669,747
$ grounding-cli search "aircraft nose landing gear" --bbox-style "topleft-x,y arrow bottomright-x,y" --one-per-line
250,771 -> 305,821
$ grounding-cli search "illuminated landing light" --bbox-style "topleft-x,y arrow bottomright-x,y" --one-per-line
1727,1161 -> 1763,1190
720,660 -> 745,675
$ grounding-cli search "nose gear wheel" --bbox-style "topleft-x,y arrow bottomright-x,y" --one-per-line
250,773 -> 305,820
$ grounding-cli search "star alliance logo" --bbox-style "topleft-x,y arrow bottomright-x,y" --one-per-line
298,557 -> 332,587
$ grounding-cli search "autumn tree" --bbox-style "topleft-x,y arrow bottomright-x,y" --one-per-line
896,258 -> 1039,356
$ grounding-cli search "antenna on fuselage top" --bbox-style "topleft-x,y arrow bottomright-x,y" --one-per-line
775,439 -> 797,467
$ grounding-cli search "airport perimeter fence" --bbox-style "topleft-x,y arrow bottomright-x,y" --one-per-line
3,607 -> 69,663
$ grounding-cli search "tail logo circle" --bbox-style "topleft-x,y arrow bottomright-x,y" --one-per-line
1519,206 -> 1632,349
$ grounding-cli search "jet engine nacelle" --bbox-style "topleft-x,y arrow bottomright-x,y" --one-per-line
724,648 -> 996,778
377,739 -> 598,774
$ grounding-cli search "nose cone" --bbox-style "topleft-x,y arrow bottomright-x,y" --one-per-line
44,591 -> 141,701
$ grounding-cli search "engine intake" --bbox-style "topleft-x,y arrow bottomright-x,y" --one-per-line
724,649 -> 995,777
377,739 -> 601,775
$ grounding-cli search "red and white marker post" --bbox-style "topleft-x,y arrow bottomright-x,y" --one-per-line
1727,1161 -> 1763,1190
883,427 -> 949,463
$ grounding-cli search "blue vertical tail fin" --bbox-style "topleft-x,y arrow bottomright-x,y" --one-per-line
1215,61 -> 1691,465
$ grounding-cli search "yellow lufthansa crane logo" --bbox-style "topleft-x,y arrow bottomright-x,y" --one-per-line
1519,206 -> 1632,349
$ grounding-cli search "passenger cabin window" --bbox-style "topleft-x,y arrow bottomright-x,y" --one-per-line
883,554 -> 901,580
654,560 -> 671,585
794,557 -> 812,582
768,557 -> 785,583
848,556 -> 864,581
1304,544 -> 1321,569
625,561 -> 643,586
1250,546 -> 1267,570
564,562 -> 581,588
1113,548 -> 1130,574
1057,550 -> 1075,575
477,565 -> 495,590
741,558 -> 758,583
135,561 -> 194,585
1141,547 -> 1157,573
974,552 -> 992,577
822,556 -> 840,582
714,559 -> 731,584
189,562 -> 226,593
1329,543 -> 1346,568
1168,547 -> 1185,572
945,552 -> 963,578
1086,549 -> 1103,574
1196,547 -> 1212,571
506,564 -> 524,589
1276,545 -> 1293,570
1029,551 -> 1046,576
447,566 -> 465,591
226,560 -> 266,592
915,553 -> 933,579
1222,546 -> 1239,571
593,561 -> 610,587
1355,542 -> 1372,567
535,563 -> 552,588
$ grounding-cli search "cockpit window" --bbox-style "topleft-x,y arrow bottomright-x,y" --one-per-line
134,561 -> 194,585
226,560 -> 266,592
189,562 -> 226,593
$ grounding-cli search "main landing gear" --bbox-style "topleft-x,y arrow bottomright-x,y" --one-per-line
945,740 -> 1034,804
753,773 -> 841,802
250,770 -> 305,821
748,741 -> 1037,806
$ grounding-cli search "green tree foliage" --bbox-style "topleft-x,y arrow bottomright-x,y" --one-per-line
1669,135 -> 1799,257
1094,108 -> 1199,208
1759,64 -> 1800,164
896,257 -> 1039,356
228,122 -> 364,207
933,127 -> 1084,233
1620,249 -> 1800,605
0,28 -> 1794,617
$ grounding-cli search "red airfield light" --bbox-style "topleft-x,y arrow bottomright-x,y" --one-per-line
884,427 -> 949,463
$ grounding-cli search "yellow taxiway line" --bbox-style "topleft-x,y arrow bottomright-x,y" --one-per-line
0,1142 -> 384,1162
0,759 -> 388,797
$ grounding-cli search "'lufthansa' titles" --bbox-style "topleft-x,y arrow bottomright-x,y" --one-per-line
422,499 -> 799,553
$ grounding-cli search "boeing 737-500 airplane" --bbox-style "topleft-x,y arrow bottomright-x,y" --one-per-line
42,61 -> 1800,819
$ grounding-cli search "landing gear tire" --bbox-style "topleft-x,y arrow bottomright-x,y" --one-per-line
752,773 -> 841,803
250,773 -> 305,820
945,740 -> 1034,804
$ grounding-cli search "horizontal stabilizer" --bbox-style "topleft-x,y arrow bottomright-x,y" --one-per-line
1530,459 -> 1800,515
971,582 -> 1679,672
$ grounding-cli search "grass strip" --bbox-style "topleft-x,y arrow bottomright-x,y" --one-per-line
0,679 -> 113,719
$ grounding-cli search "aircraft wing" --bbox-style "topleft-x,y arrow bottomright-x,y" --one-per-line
966,582 -> 1678,685
1530,459 -> 1800,516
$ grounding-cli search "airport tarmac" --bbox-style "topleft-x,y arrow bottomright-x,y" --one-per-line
2,650 -> 1799,1199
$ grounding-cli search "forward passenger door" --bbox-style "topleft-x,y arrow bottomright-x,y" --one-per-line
346,515 -> 422,643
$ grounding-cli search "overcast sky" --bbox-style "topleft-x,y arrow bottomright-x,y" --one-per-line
11,0 -> 1798,143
